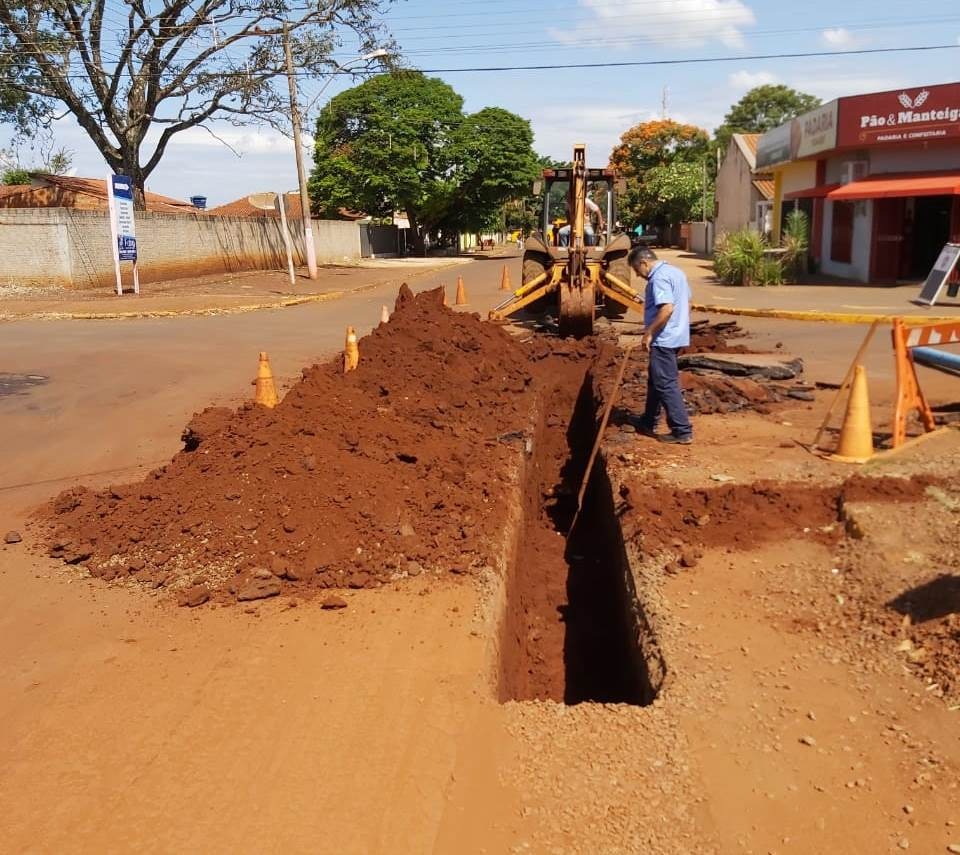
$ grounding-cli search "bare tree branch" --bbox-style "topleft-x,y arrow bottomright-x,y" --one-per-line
1,0 -> 393,206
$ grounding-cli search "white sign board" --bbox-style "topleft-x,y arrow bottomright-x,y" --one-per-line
106,173 -> 140,295
917,242 -> 960,306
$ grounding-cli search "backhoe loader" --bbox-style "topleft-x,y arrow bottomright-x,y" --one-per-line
489,144 -> 644,338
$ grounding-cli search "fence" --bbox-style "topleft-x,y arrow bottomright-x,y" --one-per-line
0,208 -> 369,289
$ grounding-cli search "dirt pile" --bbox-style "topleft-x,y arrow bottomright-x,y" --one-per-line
41,287 -> 592,604
617,473 -> 944,556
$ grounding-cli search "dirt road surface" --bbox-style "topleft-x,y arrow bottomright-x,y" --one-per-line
2,252 -> 959,854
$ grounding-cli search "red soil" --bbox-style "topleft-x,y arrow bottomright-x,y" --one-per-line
40,287 -> 590,603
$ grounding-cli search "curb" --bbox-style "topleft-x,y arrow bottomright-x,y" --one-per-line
0,259 -> 474,323
0,290 -> 353,322
692,303 -> 960,326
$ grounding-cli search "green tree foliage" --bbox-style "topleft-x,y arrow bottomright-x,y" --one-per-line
626,161 -> 714,226
715,85 -> 821,151
310,72 -> 539,251
1,145 -> 73,184
0,0 -> 389,208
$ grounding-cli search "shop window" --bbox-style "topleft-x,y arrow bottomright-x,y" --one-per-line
831,201 -> 854,264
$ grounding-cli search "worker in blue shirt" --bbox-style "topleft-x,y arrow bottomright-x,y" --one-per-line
628,247 -> 693,445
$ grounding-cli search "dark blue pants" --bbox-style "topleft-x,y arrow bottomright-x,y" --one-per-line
640,346 -> 692,439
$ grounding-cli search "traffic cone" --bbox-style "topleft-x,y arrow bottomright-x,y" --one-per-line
455,276 -> 467,305
254,352 -> 279,408
344,326 -> 359,373
441,285 -> 448,307
500,264 -> 511,291
831,364 -> 874,463
380,304 -> 390,324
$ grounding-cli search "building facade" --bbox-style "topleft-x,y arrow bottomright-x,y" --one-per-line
757,83 -> 960,283
714,133 -> 774,237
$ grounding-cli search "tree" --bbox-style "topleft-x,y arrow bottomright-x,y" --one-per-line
715,85 -> 821,151
609,119 -> 710,229
310,72 -> 539,252
626,161 -> 713,226
0,0 -> 389,208
610,119 -> 709,179
1,145 -> 73,184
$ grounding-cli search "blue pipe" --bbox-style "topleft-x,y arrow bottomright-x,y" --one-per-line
913,346 -> 960,378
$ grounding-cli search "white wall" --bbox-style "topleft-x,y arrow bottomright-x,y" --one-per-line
687,221 -> 714,254
0,209 -> 364,289
821,198 -> 874,281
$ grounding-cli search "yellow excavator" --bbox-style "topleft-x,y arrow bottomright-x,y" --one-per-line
490,144 -> 644,338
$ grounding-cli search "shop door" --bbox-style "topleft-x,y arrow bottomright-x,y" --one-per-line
871,197 -> 905,282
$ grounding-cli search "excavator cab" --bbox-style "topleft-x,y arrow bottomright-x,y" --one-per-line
489,144 -> 643,338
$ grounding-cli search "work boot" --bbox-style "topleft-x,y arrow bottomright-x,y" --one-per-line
658,433 -> 693,445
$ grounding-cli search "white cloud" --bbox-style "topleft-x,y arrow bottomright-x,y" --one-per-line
728,70 -> 778,90
529,104 -> 662,164
549,0 -> 756,50
821,28 -> 862,50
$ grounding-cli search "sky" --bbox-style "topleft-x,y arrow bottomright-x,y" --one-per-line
3,0 -> 960,206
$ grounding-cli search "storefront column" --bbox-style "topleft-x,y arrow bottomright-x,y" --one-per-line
772,171 -> 784,244
811,160 -> 826,263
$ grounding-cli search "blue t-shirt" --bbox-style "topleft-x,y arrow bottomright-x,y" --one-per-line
644,261 -> 691,349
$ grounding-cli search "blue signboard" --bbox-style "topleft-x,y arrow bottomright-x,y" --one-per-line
110,175 -> 137,261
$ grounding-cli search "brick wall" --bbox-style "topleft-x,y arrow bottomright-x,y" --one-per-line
0,208 -> 363,289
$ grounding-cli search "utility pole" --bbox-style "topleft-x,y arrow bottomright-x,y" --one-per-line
283,22 -> 318,280
702,158 -> 708,223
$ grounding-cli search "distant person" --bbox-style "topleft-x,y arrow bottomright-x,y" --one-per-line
628,247 -> 693,445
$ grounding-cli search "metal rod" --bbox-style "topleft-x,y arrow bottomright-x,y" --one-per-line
568,346 -> 634,538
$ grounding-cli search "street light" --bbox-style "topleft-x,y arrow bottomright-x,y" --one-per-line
283,30 -> 389,280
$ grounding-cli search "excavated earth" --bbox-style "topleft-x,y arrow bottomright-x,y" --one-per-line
38,287 -> 595,605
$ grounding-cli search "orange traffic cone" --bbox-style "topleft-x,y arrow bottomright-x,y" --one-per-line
500,264 -> 511,291
344,326 -> 359,373
831,364 -> 874,463
380,304 -> 390,324
455,276 -> 467,306
441,285 -> 448,307
254,352 -> 279,408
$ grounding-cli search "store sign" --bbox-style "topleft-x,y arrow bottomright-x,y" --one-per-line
838,82 -> 960,147
110,175 -> 137,261
756,123 -> 793,169
796,100 -> 838,158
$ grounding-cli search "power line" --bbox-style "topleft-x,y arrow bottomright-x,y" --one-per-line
383,16 -> 960,54
408,43 -> 960,73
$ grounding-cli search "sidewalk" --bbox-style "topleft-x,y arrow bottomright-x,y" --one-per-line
0,257 -> 472,321
664,250 -> 960,322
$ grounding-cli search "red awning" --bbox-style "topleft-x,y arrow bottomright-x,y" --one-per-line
784,184 -> 841,200
828,171 -> 960,201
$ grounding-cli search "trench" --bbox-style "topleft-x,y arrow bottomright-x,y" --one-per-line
497,364 -> 661,706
